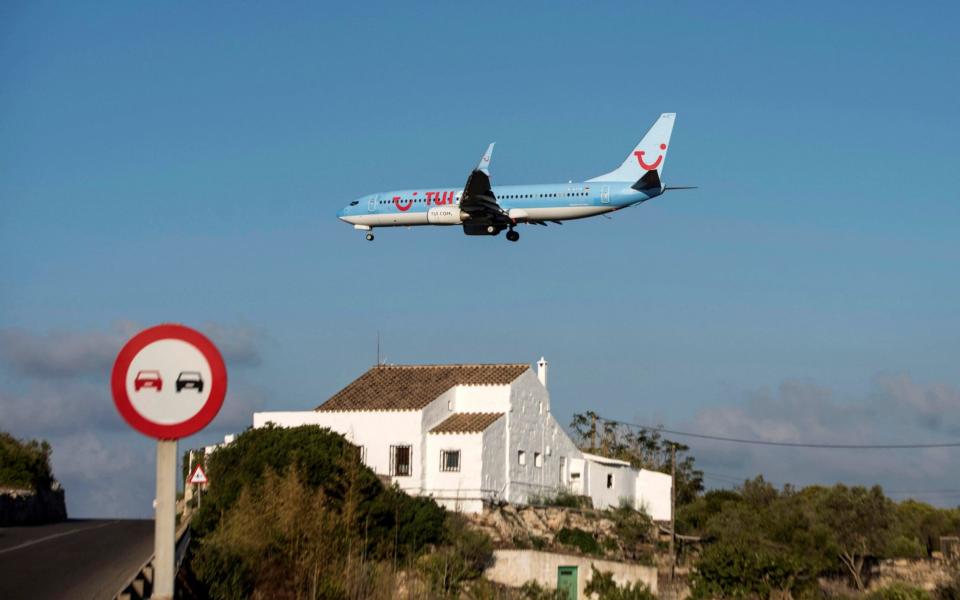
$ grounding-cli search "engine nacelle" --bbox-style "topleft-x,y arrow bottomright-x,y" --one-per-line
427,206 -> 467,225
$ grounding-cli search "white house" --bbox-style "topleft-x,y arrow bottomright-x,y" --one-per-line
252,358 -> 671,518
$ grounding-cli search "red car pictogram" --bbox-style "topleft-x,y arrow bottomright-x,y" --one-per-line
134,370 -> 163,392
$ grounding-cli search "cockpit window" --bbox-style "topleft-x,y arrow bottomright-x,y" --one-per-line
349,200 -> 359,206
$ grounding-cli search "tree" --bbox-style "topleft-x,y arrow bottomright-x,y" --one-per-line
0,431 -> 53,490
811,484 -> 894,592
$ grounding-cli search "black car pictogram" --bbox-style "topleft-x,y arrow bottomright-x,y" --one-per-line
176,371 -> 204,393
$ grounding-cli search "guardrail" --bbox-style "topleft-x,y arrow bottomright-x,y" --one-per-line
115,521 -> 191,600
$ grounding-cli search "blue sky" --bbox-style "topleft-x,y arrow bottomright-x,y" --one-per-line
2,2 -> 959,516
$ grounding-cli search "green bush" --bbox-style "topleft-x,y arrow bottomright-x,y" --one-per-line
528,490 -> 590,509
867,583 -> 932,600
690,540 -> 819,599
608,504 -> 654,561
520,580 -> 566,600
0,432 -> 53,490
191,426 -> 452,599
417,513 -> 493,595
584,566 -> 656,600
555,527 -> 602,556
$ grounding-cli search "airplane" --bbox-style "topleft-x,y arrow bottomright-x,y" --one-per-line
336,113 -> 692,242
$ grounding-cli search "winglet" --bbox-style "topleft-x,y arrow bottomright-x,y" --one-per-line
476,142 -> 495,174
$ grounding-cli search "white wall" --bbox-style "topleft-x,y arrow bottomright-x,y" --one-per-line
505,371 -> 580,505
423,431 -> 484,512
481,416 -> 507,503
584,460 -> 636,510
453,384 -> 512,412
485,549 -> 658,597
635,469 -> 672,521
253,409 -> 425,494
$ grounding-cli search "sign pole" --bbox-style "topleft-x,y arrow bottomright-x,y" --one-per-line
154,439 -> 177,600
111,324 -> 227,600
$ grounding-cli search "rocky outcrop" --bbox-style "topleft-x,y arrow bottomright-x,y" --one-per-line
466,504 -> 656,563
870,557 -> 959,592
0,483 -> 67,526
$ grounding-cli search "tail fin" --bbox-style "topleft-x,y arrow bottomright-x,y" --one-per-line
587,113 -> 676,183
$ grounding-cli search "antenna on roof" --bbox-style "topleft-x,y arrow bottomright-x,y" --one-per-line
376,331 -> 382,366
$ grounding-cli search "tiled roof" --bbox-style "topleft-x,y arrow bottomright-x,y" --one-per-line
316,364 -> 529,412
429,412 -> 505,434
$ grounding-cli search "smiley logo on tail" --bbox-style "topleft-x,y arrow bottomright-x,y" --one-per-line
634,143 -> 667,171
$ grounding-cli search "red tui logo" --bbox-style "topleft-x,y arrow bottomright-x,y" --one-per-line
393,196 -> 412,211
634,143 -> 667,171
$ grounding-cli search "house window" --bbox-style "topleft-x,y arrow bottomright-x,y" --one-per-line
518,450 -> 526,466
390,445 -> 412,477
447,399 -> 453,411
440,450 -> 460,472
534,452 -> 543,468
559,457 -> 566,483
607,474 -> 614,489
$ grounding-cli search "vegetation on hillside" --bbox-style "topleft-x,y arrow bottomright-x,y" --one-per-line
679,477 -> 960,598
188,425 -> 493,599
0,431 -> 54,490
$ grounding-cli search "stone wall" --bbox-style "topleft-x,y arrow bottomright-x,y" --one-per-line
0,484 -> 67,526
485,549 -> 658,598
870,557 -> 958,592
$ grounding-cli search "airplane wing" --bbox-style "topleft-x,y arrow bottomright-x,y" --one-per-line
459,143 -> 511,228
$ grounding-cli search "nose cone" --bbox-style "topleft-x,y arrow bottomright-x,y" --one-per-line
337,206 -> 348,221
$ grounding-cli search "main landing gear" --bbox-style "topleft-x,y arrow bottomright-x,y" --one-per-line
365,232 -> 375,241
506,229 -> 520,242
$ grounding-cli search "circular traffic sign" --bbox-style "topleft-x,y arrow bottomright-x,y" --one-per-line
111,324 -> 227,439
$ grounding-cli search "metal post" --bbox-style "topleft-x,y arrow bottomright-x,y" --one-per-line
670,443 -> 676,579
154,439 -> 177,600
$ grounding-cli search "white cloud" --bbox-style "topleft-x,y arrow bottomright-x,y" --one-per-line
640,377 -> 960,507
0,322 -> 269,517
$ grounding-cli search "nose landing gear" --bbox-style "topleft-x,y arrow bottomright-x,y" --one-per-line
506,229 -> 520,242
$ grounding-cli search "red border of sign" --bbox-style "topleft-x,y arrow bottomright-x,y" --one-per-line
189,464 -> 208,484
111,324 -> 227,440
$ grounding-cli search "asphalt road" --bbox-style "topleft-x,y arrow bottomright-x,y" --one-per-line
0,519 -> 153,600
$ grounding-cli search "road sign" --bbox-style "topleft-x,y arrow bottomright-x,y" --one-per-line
189,464 -> 208,485
111,324 -> 227,600
111,324 -> 227,440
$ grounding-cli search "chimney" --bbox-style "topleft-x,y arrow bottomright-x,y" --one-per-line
537,356 -> 548,389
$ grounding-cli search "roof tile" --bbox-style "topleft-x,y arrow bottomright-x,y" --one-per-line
429,412 -> 505,434
316,364 -> 529,412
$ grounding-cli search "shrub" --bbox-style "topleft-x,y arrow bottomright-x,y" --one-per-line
418,513 -> 494,595
584,566 -> 656,600
867,583 -> 932,600
520,580 -> 566,600
191,426 -> 450,599
556,527 -> 602,556
690,540 -> 819,600
609,504 -> 654,560
0,432 -> 53,490
528,490 -> 590,509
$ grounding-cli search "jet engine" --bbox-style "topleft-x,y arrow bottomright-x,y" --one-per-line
427,206 -> 467,225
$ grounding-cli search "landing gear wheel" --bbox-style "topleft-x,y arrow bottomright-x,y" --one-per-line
365,233 -> 375,241
486,225 -> 497,234
506,230 -> 520,242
